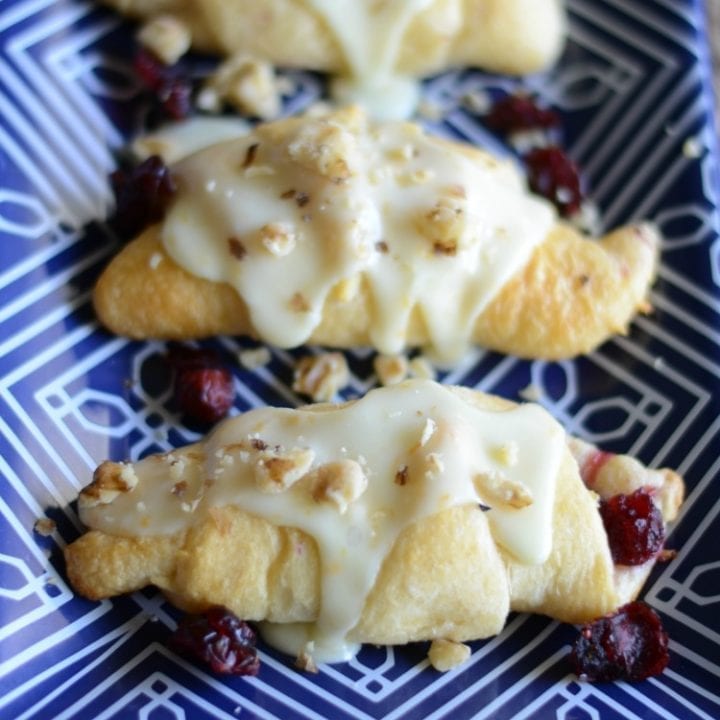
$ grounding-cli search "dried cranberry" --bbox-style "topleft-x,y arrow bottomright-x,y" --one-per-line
110,155 -> 176,238
133,48 -> 192,121
170,607 -> 260,676
599,489 -> 665,566
524,145 -> 583,217
570,601 -> 669,681
167,346 -> 235,424
485,94 -> 560,133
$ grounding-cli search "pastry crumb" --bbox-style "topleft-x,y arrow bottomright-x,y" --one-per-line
293,352 -> 349,402
238,346 -> 272,370
427,639 -> 471,671
34,517 -> 56,536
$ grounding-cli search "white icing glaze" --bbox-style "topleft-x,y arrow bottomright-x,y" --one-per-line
304,0 -> 433,119
161,108 -> 556,361
80,380 -> 565,663
132,116 -> 251,164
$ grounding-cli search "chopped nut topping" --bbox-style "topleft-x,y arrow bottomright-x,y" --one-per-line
228,237 -> 247,260
238,346 -> 272,370
419,198 -> 466,257
260,222 -> 297,257
395,465 -> 409,486
374,354 -> 409,386
427,639 -> 471,672
171,480 -> 188,497
375,240 -> 389,253
491,442 -> 519,468
425,452 -> 445,477
287,120 -> 358,182
308,460 -> 368,514
137,15 -> 191,65
473,470 -> 533,509
79,462 -> 139,508
293,352 -> 349,402
295,650 -> 319,674
250,438 -> 269,451
289,292 -> 310,313
420,418 -> 437,447
241,143 -> 259,169
34,517 -> 56,536
199,54 -> 281,119
253,447 -> 315,493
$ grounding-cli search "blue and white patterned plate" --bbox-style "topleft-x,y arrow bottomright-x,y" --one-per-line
1,1 -> 719,718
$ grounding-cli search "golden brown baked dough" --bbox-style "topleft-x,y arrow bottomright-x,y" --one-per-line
64,381 -> 683,661
102,0 -> 566,77
95,109 -> 658,360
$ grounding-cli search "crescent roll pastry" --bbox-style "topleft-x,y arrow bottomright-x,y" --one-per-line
64,379 -> 683,664
103,0 -> 565,116
95,107 -> 659,361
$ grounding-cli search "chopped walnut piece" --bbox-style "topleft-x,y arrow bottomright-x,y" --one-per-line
253,447 -> 315,493
473,470 -> 532,509
260,222 -> 297,257
289,292 -> 310,313
171,480 -> 188,497
197,54 -> 281,119
427,639 -> 471,672
374,354 -> 409,386
137,15 -> 191,65
238,346 -> 272,370
287,120 -> 358,182
34,517 -> 56,537
293,353 -> 349,402
241,143 -> 259,169
308,460 -> 368,514
420,418 -> 437,447
421,198 -> 466,256
424,452 -> 445,478
228,237 -> 247,260
79,462 -> 139,508
295,650 -> 319,674
395,465 -> 409,486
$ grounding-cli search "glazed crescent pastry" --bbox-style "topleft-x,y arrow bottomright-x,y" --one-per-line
103,0 -> 565,116
95,107 -> 659,361
64,379 -> 683,664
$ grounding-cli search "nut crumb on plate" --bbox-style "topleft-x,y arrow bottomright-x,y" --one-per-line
34,517 -> 56,536
293,352 -> 349,402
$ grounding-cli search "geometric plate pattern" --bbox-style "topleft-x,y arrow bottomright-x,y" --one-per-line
1,0 -> 719,717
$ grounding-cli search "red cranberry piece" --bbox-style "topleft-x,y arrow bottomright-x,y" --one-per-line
167,346 -> 235,424
133,48 -> 192,121
170,607 -> 260,676
570,601 -> 669,682
485,94 -> 560,133
110,155 -> 177,239
524,146 -> 583,217
599,488 -> 665,566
